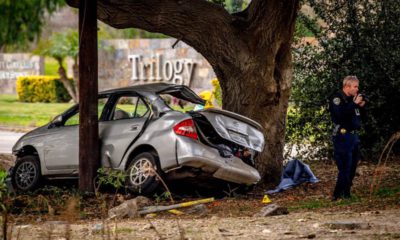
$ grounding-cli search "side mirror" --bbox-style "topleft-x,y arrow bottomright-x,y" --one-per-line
49,115 -> 63,128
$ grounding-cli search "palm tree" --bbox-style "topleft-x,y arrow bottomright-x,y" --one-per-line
35,30 -> 79,102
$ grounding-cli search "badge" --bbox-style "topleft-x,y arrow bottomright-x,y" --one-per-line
333,97 -> 341,105
355,108 -> 360,116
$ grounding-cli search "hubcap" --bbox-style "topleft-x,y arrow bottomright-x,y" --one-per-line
15,161 -> 37,190
129,158 -> 155,186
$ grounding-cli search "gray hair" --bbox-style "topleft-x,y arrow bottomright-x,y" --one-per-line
343,75 -> 359,87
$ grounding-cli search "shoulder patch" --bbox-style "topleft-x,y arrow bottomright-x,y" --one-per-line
333,97 -> 341,105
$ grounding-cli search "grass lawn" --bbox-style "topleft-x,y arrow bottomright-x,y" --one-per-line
0,94 -> 73,128
0,94 -> 195,128
44,57 -> 67,76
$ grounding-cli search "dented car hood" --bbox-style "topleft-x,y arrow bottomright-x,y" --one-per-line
197,108 -> 265,152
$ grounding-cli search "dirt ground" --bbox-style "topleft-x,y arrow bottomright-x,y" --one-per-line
6,209 -> 400,239
1,154 -> 400,239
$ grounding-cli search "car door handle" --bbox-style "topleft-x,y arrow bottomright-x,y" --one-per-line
130,125 -> 139,131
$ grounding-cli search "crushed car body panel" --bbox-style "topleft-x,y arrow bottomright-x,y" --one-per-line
175,136 -> 261,185
197,109 -> 265,152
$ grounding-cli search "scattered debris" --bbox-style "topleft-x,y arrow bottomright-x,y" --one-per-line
108,196 -> 151,219
91,223 -> 103,233
167,209 -> 185,215
325,221 -> 371,230
138,197 -> 214,215
253,204 -> 289,217
262,229 -> 272,233
312,223 -> 320,228
301,233 -> 316,238
184,204 -> 208,216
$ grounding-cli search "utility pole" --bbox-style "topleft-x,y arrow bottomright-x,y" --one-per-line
78,0 -> 99,193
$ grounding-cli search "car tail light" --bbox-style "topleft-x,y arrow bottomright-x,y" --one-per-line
173,119 -> 198,140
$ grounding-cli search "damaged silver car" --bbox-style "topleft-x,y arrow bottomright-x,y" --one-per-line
10,83 -> 265,193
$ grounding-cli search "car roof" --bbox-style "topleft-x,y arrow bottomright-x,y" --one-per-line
99,83 -> 205,105
99,83 -> 179,96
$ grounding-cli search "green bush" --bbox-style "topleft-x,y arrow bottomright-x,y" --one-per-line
0,170 -> 8,212
211,78 -> 222,107
16,76 -> 72,103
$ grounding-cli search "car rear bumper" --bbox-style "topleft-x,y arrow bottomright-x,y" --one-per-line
175,137 -> 261,185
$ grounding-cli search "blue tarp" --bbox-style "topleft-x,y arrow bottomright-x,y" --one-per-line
266,159 -> 319,194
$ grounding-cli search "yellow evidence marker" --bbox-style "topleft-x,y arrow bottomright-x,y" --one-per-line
262,195 -> 272,204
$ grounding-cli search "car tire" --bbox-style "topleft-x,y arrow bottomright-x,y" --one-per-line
11,155 -> 41,192
126,152 -> 161,195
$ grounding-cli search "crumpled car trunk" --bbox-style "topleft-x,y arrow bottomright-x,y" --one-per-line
189,108 -> 265,166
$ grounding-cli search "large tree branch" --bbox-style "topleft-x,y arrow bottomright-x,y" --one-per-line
68,0 -> 244,69
67,0 -> 299,100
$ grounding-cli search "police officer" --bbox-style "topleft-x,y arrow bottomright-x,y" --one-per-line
328,75 -> 366,201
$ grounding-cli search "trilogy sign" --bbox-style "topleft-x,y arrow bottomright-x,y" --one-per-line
128,54 -> 197,86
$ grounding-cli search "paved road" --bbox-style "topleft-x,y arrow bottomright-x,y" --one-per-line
0,130 -> 24,154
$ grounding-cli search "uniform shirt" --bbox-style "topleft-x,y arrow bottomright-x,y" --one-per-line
329,90 -> 364,132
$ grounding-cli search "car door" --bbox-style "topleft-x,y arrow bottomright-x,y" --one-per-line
100,95 -> 150,168
43,107 -> 80,173
43,98 -> 109,173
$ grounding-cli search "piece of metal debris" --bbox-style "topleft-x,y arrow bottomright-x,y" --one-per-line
138,198 -> 214,215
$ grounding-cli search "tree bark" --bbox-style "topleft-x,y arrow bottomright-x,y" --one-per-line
78,0 -> 99,193
67,0 -> 300,183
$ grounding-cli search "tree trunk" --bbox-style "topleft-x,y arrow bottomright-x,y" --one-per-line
67,0 -> 299,183
58,65 -> 78,103
221,54 -> 292,183
72,60 -> 79,101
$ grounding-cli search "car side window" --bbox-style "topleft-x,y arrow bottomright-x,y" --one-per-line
64,98 -> 109,126
134,98 -> 150,118
112,96 -> 149,121
64,112 -> 79,126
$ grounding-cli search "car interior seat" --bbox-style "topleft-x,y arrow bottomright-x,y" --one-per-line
113,109 -> 130,120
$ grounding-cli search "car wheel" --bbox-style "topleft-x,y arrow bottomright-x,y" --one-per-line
126,152 -> 161,195
11,155 -> 41,192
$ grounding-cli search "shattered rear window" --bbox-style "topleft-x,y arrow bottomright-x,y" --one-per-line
159,94 -> 196,113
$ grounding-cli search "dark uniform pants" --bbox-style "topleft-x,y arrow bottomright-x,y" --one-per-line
332,133 -> 360,198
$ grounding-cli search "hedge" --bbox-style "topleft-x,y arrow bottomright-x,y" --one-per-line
16,76 -> 72,103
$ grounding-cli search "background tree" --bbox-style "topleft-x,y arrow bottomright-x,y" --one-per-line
35,30 -> 79,102
66,0 -> 301,183
290,0 -> 400,159
0,0 -> 64,52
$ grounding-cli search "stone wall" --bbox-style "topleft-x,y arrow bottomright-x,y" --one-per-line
0,38 -> 215,94
0,54 -> 44,94
98,39 -> 216,93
